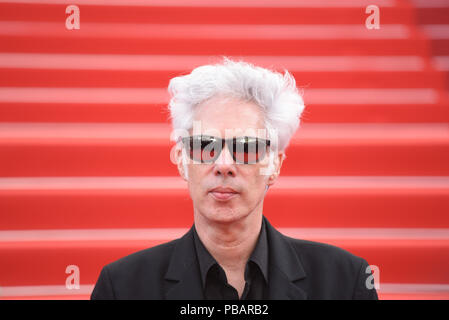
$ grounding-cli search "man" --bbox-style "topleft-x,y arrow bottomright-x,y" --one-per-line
91,58 -> 378,300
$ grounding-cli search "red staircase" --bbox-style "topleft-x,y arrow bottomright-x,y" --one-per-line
0,0 -> 448,300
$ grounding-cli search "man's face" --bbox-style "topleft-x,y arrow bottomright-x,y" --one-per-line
176,96 -> 283,225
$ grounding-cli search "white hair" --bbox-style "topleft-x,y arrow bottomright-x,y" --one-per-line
167,57 -> 306,179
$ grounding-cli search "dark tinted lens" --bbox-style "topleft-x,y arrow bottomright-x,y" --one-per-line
186,136 -> 222,163
232,137 -> 268,164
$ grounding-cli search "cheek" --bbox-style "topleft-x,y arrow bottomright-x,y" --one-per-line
243,169 -> 267,197
187,166 -> 210,198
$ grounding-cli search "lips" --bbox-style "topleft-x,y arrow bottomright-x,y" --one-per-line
209,186 -> 239,201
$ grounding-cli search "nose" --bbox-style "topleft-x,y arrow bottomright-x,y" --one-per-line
212,142 -> 236,177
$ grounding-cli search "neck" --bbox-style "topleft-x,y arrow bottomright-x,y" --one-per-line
194,209 -> 263,272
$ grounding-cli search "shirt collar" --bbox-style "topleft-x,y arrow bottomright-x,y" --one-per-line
192,217 -> 269,289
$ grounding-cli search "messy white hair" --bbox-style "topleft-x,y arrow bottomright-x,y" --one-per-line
168,57 -> 306,180
168,57 -> 305,152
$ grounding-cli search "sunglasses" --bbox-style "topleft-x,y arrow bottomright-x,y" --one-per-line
181,135 -> 271,164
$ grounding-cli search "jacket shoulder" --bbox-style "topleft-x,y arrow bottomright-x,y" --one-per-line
91,238 -> 179,299
286,236 -> 363,266
282,235 -> 377,299
107,239 -> 178,274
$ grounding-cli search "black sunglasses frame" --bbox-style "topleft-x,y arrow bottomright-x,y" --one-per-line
181,135 -> 271,164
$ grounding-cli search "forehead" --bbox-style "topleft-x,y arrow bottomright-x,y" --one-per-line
193,96 -> 266,135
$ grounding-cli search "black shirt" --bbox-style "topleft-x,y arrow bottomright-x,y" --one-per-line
192,218 -> 269,300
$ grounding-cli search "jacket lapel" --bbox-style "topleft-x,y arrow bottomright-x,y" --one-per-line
162,217 -> 308,300
163,226 -> 205,300
264,216 -> 308,300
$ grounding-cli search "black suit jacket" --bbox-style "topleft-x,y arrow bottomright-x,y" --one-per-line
91,216 -> 378,300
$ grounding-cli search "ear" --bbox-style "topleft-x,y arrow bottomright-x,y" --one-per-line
266,152 -> 285,187
174,143 -> 188,181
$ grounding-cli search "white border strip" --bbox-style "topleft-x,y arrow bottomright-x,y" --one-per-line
0,22 -> 410,40
1,283 -> 448,298
0,0 -> 396,8
0,122 -> 172,140
280,228 -> 449,240
0,176 -> 449,191
0,227 -> 448,242
433,56 -> 449,71
1,123 -> 448,142
0,88 -> 439,104
0,88 -> 169,104
0,284 -> 94,297
0,228 -> 189,241
0,54 -> 425,72
411,0 -> 449,8
379,283 -> 449,293
421,25 -> 449,39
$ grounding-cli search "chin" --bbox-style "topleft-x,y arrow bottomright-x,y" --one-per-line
201,206 -> 247,224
